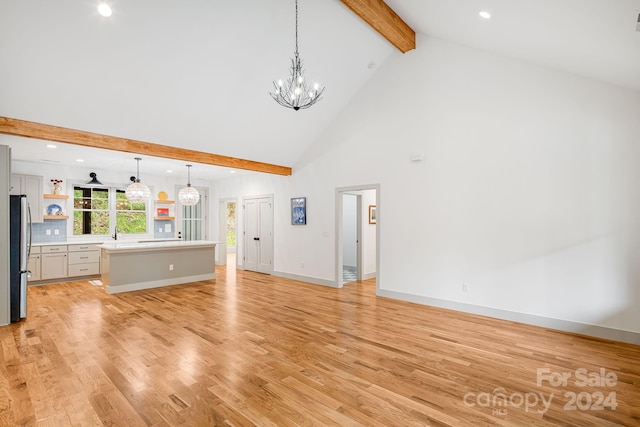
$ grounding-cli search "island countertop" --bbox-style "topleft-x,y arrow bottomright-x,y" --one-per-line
98,240 -> 222,253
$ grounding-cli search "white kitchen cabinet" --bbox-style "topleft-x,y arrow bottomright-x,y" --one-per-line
41,245 -> 68,280
27,246 -> 41,282
10,174 -> 44,223
68,244 -> 100,277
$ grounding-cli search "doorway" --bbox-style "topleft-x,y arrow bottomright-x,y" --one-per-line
243,195 -> 274,274
217,198 -> 238,267
336,185 -> 379,288
342,193 -> 362,283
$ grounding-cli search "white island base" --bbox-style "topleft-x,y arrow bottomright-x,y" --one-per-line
99,240 -> 218,294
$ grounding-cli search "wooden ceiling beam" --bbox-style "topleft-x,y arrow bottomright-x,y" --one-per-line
0,116 -> 292,176
340,0 -> 415,53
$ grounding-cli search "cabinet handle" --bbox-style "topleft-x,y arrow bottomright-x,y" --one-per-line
80,257 -> 88,259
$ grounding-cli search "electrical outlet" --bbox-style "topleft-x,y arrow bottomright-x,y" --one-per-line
159,228 -> 163,233
462,283 -> 469,293
169,264 -> 174,271
54,229 -> 59,235
46,229 -> 51,235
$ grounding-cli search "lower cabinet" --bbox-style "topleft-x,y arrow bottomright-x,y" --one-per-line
41,246 -> 68,280
32,243 -> 101,282
27,247 -> 41,282
68,244 -> 101,277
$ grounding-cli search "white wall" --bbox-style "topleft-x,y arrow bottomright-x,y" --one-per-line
342,194 -> 357,268
361,189 -> 376,277
215,36 -> 640,338
0,145 -> 11,325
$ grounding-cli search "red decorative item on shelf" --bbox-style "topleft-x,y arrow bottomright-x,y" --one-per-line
156,208 -> 169,217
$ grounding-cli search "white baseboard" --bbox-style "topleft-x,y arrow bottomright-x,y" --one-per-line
272,271 -> 338,288
377,289 -> 640,346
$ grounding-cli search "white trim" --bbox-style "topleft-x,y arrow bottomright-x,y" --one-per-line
105,272 -> 216,294
272,270 -> 339,288
378,289 -> 640,345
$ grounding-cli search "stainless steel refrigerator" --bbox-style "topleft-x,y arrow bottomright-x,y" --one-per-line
10,194 -> 31,322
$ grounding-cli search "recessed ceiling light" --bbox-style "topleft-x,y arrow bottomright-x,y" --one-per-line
229,170 -> 236,174
76,159 -> 84,162
479,11 -> 491,19
98,3 -> 112,17
166,169 -> 173,173
46,144 -> 57,148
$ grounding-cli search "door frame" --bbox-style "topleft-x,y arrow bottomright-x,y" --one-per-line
335,184 -> 380,290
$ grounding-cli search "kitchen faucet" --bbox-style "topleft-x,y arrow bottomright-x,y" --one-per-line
113,225 -> 118,240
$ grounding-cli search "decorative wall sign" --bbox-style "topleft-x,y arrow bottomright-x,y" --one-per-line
369,205 -> 377,224
291,197 -> 307,225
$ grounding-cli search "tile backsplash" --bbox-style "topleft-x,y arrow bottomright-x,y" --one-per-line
31,220 -> 67,243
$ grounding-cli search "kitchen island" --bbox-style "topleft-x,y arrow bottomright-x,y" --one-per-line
98,240 -> 219,294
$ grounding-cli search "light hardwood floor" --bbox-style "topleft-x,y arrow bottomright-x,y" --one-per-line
1,266 -> 639,426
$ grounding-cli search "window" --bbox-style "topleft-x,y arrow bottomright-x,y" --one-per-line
115,190 -> 147,234
73,187 -> 109,235
73,186 -> 148,236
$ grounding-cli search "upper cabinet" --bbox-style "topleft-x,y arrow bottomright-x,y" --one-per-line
10,174 -> 44,223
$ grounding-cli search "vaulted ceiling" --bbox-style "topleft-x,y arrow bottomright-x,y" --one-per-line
1,0 -> 639,180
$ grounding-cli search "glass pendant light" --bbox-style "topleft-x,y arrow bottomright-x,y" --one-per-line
125,157 -> 150,203
178,164 -> 200,206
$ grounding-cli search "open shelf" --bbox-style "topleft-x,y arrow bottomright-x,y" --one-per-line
44,215 -> 69,220
154,216 -> 175,221
155,199 -> 175,204
44,194 -> 69,199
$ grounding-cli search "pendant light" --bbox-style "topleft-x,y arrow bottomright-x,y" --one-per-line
125,157 -> 150,203
178,164 -> 200,206
269,0 -> 325,110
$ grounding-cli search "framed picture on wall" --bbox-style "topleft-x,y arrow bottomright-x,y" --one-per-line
369,205 -> 377,224
291,197 -> 307,225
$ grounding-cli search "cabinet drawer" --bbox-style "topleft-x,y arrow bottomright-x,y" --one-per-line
68,251 -> 100,264
68,263 -> 100,277
41,245 -> 67,253
30,246 -> 41,255
68,244 -> 99,252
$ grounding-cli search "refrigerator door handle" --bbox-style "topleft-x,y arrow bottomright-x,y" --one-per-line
27,203 -> 32,260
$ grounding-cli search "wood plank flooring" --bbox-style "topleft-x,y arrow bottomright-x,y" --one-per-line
1,266 -> 639,426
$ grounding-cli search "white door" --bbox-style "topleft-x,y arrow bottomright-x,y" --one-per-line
244,196 -> 273,274
180,188 -> 207,241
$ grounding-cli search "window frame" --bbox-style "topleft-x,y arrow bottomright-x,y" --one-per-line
70,181 -> 152,239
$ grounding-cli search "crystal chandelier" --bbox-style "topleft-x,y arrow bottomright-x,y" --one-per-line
270,0 -> 325,111
178,165 -> 200,206
125,157 -> 150,203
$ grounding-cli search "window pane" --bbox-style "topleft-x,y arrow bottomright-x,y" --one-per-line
91,211 -> 110,234
116,212 -> 146,233
73,186 -> 110,235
